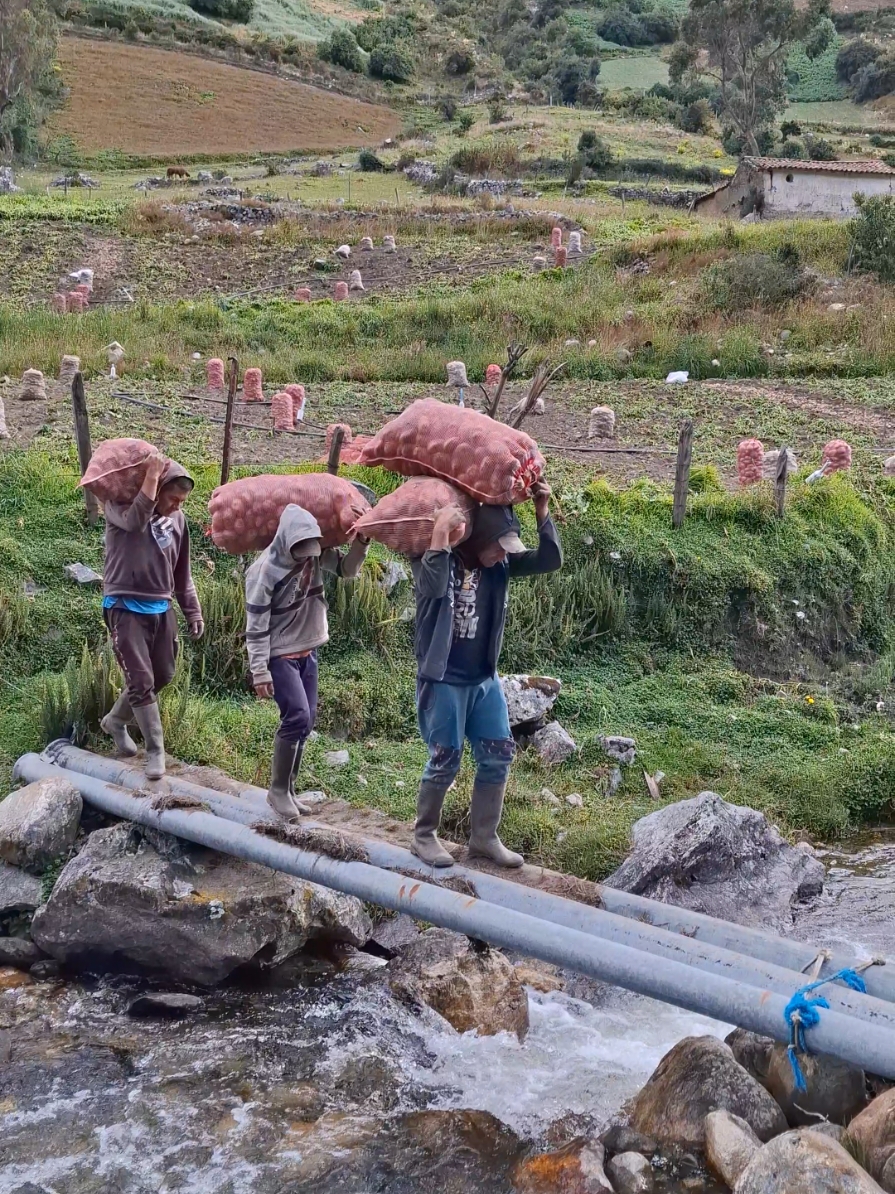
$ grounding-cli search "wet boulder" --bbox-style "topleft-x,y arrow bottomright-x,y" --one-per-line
605,791 -> 825,929
725,1029 -> 775,1086
765,1043 -> 866,1127
0,861 -> 42,916
846,1089 -> 895,1190
626,1036 -> 787,1150
31,823 -> 372,986
0,779 -> 82,872
735,1128 -> 884,1193
513,1139 -> 614,1193
387,927 -> 529,1040
705,1110 -> 762,1187
0,937 -> 43,970
607,1150 -> 655,1193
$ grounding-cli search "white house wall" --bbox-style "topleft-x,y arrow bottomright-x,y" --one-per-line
763,169 -> 895,216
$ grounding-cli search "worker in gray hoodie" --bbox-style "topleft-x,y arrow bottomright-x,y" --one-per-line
245,503 -> 369,819
100,448 -> 204,781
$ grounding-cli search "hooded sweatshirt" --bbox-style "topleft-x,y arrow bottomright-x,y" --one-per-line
244,503 -> 368,685
102,460 -> 201,622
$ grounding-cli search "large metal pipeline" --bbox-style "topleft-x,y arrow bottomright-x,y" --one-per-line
42,742 -> 895,1009
14,751 -> 895,1079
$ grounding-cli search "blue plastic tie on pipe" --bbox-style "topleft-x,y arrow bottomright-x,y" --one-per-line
784,968 -> 867,1092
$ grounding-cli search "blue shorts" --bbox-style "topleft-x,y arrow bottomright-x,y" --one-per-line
417,676 -> 515,786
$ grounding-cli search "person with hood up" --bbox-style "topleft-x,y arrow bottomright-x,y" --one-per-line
100,448 -> 203,781
410,480 -> 561,869
245,504 -> 369,819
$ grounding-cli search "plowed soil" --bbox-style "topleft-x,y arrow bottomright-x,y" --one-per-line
50,38 -> 401,156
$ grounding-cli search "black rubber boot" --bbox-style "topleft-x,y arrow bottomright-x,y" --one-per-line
288,741 -> 312,816
411,780 -> 454,867
468,779 -> 523,868
132,701 -> 166,781
101,692 -> 138,758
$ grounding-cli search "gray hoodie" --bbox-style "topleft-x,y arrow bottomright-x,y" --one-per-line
244,503 -> 367,685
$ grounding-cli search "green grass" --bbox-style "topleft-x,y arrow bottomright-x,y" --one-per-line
787,38 -> 847,104
73,0 -> 362,41
598,54 -> 670,92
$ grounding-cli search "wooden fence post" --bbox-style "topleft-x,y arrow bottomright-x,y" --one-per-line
775,446 -> 790,518
220,356 -> 238,487
327,426 -> 345,475
71,373 -> 100,527
672,419 -> 694,529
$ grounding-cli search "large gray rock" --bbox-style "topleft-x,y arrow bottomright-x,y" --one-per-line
726,1029 -> 775,1086
607,1150 -> 655,1193
31,824 -> 372,986
0,937 -> 43,970
0,779 -> 82,873
501,675 -> 561,728
765,1042 -> 866,1127
846,1089 -> 895,1189
513,1139 -> 613,1193
388,928 -> 529,1041
605,792 -> 825,929
527,721 -> 577,765
627,1036 -> 787,1150
0,861 -> 42,914
735,1128 -> 884,1193
705,1110 -> 762,1187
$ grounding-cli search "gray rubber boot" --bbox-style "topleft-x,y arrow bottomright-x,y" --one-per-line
267,733 -> 301,820
132,701 -> 166,781
288,741 -> 312,816
468,780 -> 523,868
411,780 -> 454,867
101,692 -> 138,757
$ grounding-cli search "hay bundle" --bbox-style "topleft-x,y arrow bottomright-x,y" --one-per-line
588,405 -> 615,439
737,439 -> 764,487
59,355 -> 80,385
243,368 -> 263,402
20,369 -> 47,402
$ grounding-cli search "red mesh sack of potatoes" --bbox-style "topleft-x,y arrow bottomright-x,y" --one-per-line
208,472 -> 371,554
79,438 -> 159,504
353,478 -> 476,558
358,399 -> 544,505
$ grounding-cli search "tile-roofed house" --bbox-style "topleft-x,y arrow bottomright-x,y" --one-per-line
692,158 -> 895,219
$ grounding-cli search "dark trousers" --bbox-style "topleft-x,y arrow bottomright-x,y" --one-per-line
269,652 -> 319,744
104,606 -> 178,708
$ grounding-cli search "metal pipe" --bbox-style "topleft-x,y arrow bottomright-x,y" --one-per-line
45,742 -> 895,1007
31,763 -> 891,1029
15,753 -> 895,1077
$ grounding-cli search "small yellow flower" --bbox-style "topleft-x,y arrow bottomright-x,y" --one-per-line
806,696 -> 815,705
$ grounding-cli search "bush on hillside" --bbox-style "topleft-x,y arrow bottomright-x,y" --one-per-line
851,193 -> 895,283
804,134 -> 837,161
577,129 -> 598,152
583,136 -> 614,171
187,0 -> 254,21
778,138 -> 806,158
439,94 -> 458,121
358,148 -> 386,171
853,57 -> 895,102
780,119 -> 802,140
445,45 -> 475,74
369,41 -> 415,82
318,29 -> 365,73
597,2 -> 678,46
699,252 -> 810,313
456,110 -> 475,135
355,13 -> 415,52
836,37 -> 882,84
677,98 -> 713,134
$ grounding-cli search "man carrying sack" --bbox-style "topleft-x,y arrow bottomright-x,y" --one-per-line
100,448 -> 204,780
410,480 -> 561,868
245,504 -> 369,820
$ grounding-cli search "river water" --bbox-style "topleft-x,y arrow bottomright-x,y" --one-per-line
2,832 -> 894,1194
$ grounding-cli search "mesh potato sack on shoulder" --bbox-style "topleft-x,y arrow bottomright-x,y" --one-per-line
358,399 -> 544,505
208,473 -> 371,554
79,438 -> 160,505
353,477 -> 475,557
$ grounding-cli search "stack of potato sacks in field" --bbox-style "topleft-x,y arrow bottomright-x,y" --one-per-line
351,399 -> 545,556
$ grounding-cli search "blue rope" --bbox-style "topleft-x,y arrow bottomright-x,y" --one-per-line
783,968 -> 867,1093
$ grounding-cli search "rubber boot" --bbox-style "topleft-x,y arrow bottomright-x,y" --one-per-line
267,733 -> 301,820
288,740 -> 312,816
411,780 -> 454,868
468,779 -> 523,868
101,692 -> 138,758
132,701 -> 166,781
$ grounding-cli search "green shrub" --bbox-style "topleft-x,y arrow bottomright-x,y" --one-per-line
836,37 -> 882,84
456,110 -> 475,135
488,94 -> 510,123
779,138 -> 806,158
369,42 -> 415,82
851,193 -> 895,282
678,98 -> 713,135
805,134 -> 837,161
318,29 -> 365,74
439,94 -> 458,121
358,148 -> 386,171
187,0 -> 253,21
577,130 -> 598,152
700,253 -> 810,313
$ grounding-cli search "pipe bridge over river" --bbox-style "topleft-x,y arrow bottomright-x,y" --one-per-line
15,744 -> 895,1078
